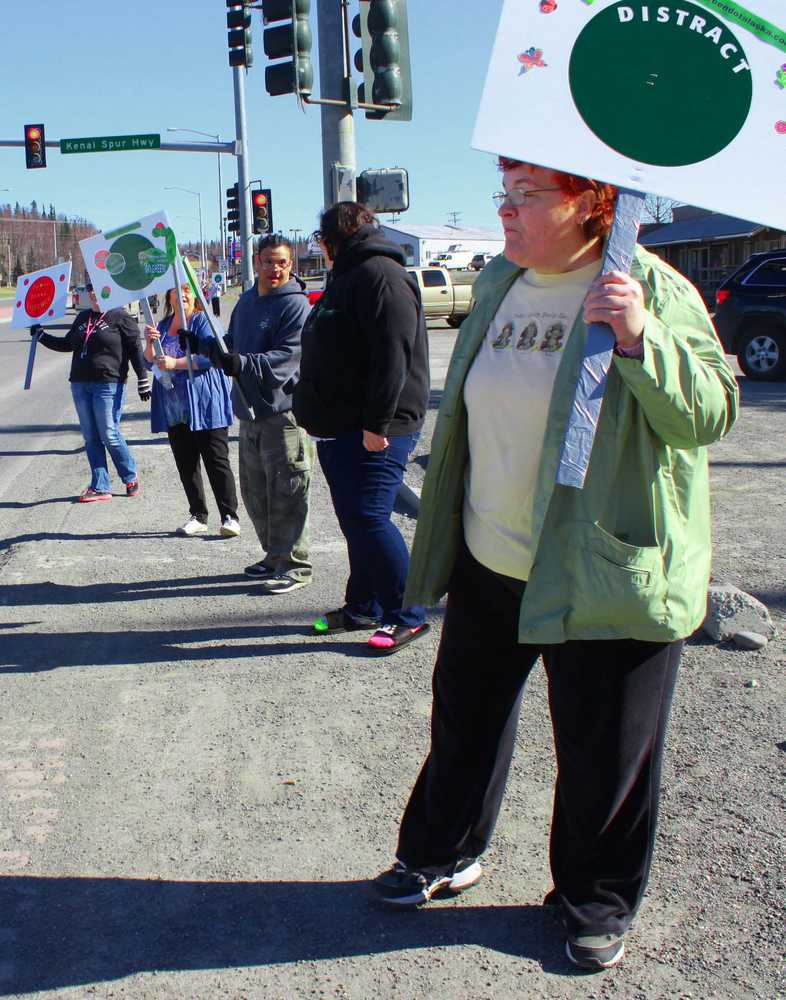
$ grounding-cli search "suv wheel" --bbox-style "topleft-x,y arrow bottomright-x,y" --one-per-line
737,326 -> 786,381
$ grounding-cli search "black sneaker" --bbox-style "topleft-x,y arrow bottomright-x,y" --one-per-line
244,560 -> 277,579
565,933 -> 625,970
372,858 -> 482,907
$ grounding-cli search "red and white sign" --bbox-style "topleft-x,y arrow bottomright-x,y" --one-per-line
11,262 -> 72,330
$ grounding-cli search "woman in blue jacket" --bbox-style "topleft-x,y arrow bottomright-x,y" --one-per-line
144,283 -> 240,537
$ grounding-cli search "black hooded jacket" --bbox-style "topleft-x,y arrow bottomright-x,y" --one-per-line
293,225 -> 429,438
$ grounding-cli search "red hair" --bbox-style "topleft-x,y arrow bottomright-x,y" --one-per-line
497,156 -> 617,241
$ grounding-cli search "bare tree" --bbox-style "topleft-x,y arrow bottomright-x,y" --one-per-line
644,195 -> 679,224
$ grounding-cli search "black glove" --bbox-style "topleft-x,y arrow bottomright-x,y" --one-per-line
183,329 -> 202,355
193,333 -> 242,378
137,375 -> 152,402
30,324 -> 44,338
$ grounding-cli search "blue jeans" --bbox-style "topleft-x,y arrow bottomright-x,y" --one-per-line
317,431 -> 425,628
71,382 -> 137,493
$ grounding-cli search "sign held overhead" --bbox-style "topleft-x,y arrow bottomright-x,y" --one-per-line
473,0 -> 786,230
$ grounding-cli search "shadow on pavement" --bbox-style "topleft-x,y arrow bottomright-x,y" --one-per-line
0,530 -> 173,549
1,572 -> 278,607
0,875 -> 570,995
0,622 -> 370,672
737,377 -> 786,410
0,412 -> 150,435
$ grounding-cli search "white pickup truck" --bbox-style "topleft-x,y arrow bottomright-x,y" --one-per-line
408,266 -> 478,328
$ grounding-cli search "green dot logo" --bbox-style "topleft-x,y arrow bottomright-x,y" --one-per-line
569,1 -> 753,167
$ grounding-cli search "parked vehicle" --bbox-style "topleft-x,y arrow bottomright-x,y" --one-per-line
714,250 -> 786,380
429,250 -> 474,270
407,266 -> 477,327
470,253 -> 495,271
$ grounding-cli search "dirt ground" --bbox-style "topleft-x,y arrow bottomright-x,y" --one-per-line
0,320 -> 783,1000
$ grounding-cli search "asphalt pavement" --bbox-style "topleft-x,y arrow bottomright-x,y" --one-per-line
0,306 -> 783,1000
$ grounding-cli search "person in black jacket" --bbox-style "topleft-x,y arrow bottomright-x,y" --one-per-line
293,202 -> 430,655
33,283 -> 150,502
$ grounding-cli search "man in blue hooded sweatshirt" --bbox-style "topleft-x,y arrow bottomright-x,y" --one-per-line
202,235 -> 314,594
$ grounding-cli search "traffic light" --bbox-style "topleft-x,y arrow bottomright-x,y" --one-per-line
262,0 -> 313,97
24,124 -> 46,169
352,0 -> 412,121
227,0 -> 253,68
252,189 -> 273,235
226,183 -> 240,234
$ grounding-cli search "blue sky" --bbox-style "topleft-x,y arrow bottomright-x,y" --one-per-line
1,1 -> 506,249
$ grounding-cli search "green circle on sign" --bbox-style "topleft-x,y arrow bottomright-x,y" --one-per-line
107,233 -> 164,291
569,1 -> 752,167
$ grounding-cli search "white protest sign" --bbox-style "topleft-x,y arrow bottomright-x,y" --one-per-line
80,211 -> 179,311
473,0 -> 786,230
11,262 -> 72,329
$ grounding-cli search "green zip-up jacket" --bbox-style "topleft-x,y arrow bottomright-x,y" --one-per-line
403,246 -> 739,643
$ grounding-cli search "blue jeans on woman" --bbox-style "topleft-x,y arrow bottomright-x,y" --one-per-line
71,382 -> 137,494
317,431 -> 426,629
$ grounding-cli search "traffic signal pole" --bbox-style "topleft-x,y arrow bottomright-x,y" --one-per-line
317,1 -> 356,208
232,67 -> 255,290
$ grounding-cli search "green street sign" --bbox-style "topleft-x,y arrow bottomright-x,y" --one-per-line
60,134 -> 161,154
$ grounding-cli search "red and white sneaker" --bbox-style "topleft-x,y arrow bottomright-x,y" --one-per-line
78,487 -> 111,503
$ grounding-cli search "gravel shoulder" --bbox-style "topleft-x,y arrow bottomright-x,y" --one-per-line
0,319 -> 783,1000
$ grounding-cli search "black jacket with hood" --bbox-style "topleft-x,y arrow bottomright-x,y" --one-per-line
293,225 -> 429,438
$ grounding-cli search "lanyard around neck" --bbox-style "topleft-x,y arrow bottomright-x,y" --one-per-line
81,312 -> 106,357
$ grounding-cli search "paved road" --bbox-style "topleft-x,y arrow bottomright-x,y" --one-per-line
0,311 -> 782,999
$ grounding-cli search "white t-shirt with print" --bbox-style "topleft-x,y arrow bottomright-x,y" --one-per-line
462,258 -> 601,580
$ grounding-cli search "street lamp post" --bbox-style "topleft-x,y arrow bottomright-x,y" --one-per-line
167,127 -> 225,263
164,186 -> 205,277
290,228 -> 302,273
0,190 -> 9,285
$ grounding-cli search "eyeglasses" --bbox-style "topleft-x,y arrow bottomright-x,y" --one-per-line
492,188 -> 562,210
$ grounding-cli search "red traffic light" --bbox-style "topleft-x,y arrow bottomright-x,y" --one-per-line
24,122 -> 46,169
253,192 -> 268,207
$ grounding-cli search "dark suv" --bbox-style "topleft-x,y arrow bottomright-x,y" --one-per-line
714,250 -> 786,380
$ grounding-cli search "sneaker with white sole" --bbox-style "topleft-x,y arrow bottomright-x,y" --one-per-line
565,933 -> 626,970
372,858 -> 482,906
220,515 -> 240,537
177,516 -> 208,537
257,573 -> 311,595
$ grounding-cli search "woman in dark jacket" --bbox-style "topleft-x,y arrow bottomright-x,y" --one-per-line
293,202 -> 430,654
33,282 -> 149,502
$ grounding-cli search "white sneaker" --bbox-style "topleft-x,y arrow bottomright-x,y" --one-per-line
220,515 -> 240,537
177,516 -> 208,537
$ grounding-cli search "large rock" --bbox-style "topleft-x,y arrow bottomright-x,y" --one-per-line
703,584 -> 776,642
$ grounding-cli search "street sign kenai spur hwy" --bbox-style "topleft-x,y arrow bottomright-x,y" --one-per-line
60,134 -> 161,154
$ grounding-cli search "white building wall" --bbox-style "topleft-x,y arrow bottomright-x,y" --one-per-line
380,226 -> 504,267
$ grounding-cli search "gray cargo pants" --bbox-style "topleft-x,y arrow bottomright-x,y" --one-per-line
239,411 -> 315,582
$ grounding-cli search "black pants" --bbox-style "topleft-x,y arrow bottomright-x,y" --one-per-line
397,543 -> 682,937
167,424 -> 238,523
211,296 -> 221,317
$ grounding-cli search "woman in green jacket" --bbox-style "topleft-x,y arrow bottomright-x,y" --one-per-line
372,159 -> 739,972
